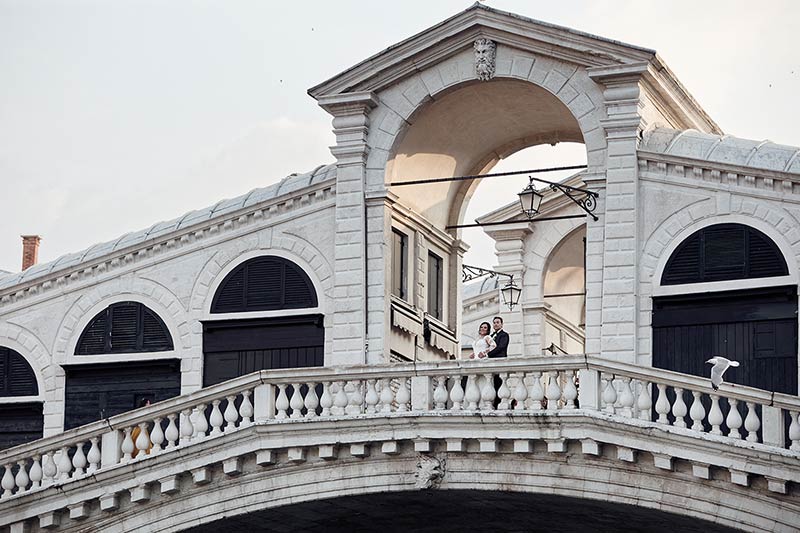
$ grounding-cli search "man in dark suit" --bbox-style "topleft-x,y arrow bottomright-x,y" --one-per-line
487,316 -> 508,358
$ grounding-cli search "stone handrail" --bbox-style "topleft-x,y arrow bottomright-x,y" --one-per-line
1,355 -> 799,501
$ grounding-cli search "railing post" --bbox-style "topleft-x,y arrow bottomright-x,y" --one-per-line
577,369 -> 600,410
100,429 -> 123,468
254,384 -> 275,422
762,406 -> 785,448
411,376 -> 433,412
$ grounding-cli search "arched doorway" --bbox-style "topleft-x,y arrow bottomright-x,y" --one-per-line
0,346 -> 42,449
203,255 -> 324,386
652,223 -> 797,394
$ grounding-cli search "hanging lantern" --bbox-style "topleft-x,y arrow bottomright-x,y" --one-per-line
518,177 -> 544,220
500,277 -> 522,311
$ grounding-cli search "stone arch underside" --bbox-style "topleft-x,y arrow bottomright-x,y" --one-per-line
385,78 -> 586,230
67,443 -> 791,533
181,490 -> 738,533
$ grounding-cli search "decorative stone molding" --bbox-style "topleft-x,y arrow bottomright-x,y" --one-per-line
474,38 -> 496,81
415,454 -> 446,489
638,151 -> 800,201
0,179 -> 336,310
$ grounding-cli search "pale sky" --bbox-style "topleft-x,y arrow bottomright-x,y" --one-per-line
1,0 -> 798,274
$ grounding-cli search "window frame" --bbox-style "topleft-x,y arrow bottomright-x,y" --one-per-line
392,228 -> 409,300
427,250 -> 444,320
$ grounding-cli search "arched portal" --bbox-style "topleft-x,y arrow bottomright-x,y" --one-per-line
386,78 -> 586,230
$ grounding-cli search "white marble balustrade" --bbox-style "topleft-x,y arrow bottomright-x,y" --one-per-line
1,355 -> 799,501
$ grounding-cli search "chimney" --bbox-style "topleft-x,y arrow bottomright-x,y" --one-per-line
21,235 -> 41,271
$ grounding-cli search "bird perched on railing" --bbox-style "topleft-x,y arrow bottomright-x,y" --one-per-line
706,356 -> 740,390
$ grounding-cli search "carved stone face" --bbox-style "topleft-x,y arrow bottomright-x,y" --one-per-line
474,38 -> 496,81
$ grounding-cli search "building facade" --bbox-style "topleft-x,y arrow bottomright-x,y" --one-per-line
1,4 -> 798,450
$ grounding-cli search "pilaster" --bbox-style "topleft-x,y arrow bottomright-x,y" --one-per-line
488,223 -> 530,357
588,64 -> 646,363
318,92 -> 379,366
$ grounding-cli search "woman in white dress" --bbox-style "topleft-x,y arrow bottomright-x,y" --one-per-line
470,322 -> 496,359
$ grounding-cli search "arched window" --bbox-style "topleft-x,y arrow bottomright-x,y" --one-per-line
75,301 -> 174,355
211,256 -> 318,313
662,223 -> 788,285
0,346 -> 38,397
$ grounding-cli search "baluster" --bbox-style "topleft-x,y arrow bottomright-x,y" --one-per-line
193,404 -> 208,440
209,400 -> 224,435
240,390 -> 254,425
563,371 -> 578,409
396,378 -> 411,412
789,411 -> 800,451
276,384 -> 290,419
29,455 -> 42,490
86,437 -> 102,470
1,465 -> 13,497
513,372 -> 528,411
180,409 -> 194,445
333,381 -> 348,416
726,399 -> 743,439
134,424 -> 150,458
480,373 -> 496,410
165,414 -> 179,448
121,427 -> 135,462
57,446 -> 72,480
364,380 -> 379,414
495,374 -> 510,410
689,391 -> 706,431
655,384 -> 670,423
290,384 -> 304,419
378,379 -> 393,413
636,380 -> 652,420
433,377 -> 448,410
450,376 -> 464,411
672,388 -> 688,428
545,372 -> 562,410
619,377 -> 634,417
304,383 -> 320,418
41,452 -> 56,487
529,372 -> 544,410
149,419 -> 164,455
346,380 -> 364,416
320,382 -> 333,416
601,375 -> 617,414
708,395 -> 724,435
224,395 -> 239,431
465,375 -> 481,410
15,460 -> 29,493
72,441 -> 88,475
744,402 -> 760,442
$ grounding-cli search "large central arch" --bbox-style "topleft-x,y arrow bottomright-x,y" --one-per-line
385,77 -> 588,229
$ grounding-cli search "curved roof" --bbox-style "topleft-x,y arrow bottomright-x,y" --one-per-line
640,128 -> 800,175
0,164 -> 336,292
462,277 -> 500,300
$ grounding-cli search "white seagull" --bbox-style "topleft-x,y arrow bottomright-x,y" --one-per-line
706,356 -> 740,390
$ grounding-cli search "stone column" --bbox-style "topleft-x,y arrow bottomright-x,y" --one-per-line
318,92 -> 379,366
588,64 -> 646,363
487,223 -> 529,357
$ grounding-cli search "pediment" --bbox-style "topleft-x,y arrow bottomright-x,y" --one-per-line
308,3 -> 655,99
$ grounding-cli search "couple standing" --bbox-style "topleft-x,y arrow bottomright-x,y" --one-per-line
470,316 -> 508,360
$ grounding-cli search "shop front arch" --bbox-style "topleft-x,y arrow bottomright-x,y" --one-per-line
204,255 -> 323,387
0,346 -> 43,449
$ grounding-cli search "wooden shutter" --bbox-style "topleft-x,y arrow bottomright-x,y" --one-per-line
662,224 -> 787,285
0,347 -> 38,397
211,256 -> 318,313
76,302 -> 173,355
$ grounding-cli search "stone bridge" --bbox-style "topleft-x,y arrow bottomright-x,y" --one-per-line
1,357 -> 799,532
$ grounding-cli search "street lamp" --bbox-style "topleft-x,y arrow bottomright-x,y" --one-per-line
500,276 -> 522,311
518,177 -> 544,220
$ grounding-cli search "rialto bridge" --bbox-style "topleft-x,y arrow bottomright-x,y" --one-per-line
1,357 -> 799,532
